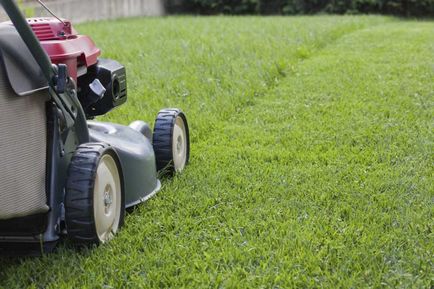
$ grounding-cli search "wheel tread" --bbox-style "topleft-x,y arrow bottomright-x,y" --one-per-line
65,143 -> 124,246
152,109 -> 190,174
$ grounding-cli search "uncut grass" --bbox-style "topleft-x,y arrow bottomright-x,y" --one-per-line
0,16 -> 432,288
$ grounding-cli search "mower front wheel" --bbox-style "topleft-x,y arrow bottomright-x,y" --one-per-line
153,109 -> 190,175
65,143 -> 125,245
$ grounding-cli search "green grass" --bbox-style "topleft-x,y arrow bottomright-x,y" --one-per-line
1,16 -> 433,288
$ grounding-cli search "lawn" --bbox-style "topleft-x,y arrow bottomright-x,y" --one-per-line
0,16 -> 433,288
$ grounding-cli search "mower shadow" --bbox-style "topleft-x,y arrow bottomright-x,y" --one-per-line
0,242 -> 100,285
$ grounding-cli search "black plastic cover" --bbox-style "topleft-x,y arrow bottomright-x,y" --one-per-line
0,23 -> 48,96
77,58 -> 127,118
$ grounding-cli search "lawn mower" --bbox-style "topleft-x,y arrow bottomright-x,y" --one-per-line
0,0 -> 190,255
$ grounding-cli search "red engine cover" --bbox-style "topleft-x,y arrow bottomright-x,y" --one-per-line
27,17 -> 101,81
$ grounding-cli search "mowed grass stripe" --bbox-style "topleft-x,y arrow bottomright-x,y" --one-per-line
215,21 -> 433,287
77,16 -> 391,125
0,17 -> 432,289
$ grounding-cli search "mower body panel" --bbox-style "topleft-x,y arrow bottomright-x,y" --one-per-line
88,121 -> 161,207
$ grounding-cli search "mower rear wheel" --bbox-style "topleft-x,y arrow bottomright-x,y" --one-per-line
65,143 -> 125,245
153,109 -> 190,174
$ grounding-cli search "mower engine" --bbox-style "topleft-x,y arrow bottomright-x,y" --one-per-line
28,17 -> 126,118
